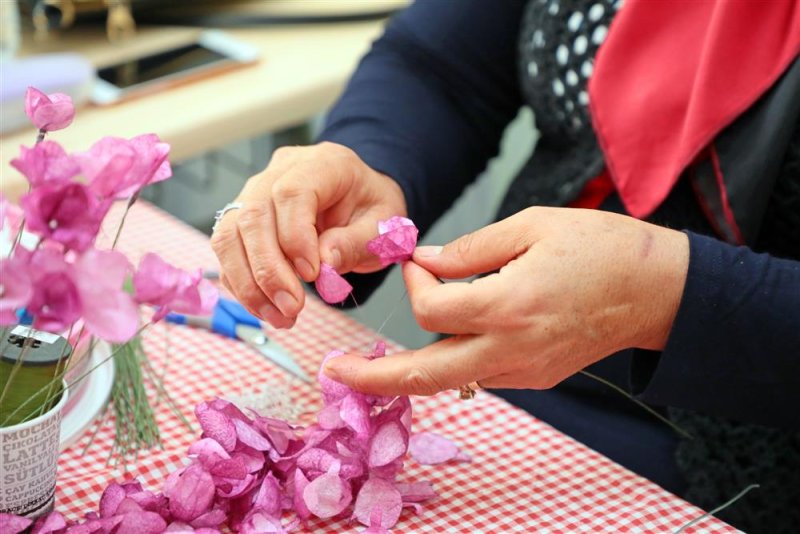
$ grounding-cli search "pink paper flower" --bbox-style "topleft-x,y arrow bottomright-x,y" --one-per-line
20,182 -> 110,252
25,87 -> 75,132
133,253 -> 218,321
76,134 -> 172,200
0,254 -> 34,325
0,513 -> 32,534
24,248 -> 139,341
25,249 -> 82,332
71,248 -> 139,342
0,194 -> 24,235
366,216 -> 419,266
10,141 -> 80,187
315,263 -> 353,304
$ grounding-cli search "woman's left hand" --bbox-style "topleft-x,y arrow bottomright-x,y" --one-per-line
322,206 -> 690,396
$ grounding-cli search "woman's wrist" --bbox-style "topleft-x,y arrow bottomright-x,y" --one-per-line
631,226 -> 690,351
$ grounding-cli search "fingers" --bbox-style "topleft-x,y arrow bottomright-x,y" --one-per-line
402,261 -> 499,334
322,335 -> 497,396
318,215 -> 384,273
412,215 -> 533,279
236,201 -> 305,320
271,144 -> 359,281
210,220 -> 295,329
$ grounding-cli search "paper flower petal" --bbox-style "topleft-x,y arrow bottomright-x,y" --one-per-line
195,403 -> 237,452
366,216 -> 419,266
368,421 -> 408,468
318,350 -> 352,405
0,514 -> 33,534
303,470 -> 352,519
340,393 -> 371,439
25,87 -> 75,131
408,431 -> 470,465
353,478 -> 403,529
31,511 -> 67,534
165,464 -> 215,522
115,511 -> 167,534
239,509 -> 286,534
315,263 -> 353,304
232,418 -> 273,451
397,481 -> 438,503
11,141 -> 80,187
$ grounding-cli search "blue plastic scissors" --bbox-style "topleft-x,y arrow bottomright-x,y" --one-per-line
165,297 -> 311,383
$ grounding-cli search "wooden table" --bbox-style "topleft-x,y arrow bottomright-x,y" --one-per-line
0,0 -> 407,200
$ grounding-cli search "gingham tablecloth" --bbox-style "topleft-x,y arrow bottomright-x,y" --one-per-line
56,202 -> 737,533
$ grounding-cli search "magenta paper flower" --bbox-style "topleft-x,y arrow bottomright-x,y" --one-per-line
10,141 -> 80,187
366,216 -> 419,266
315,263 -> 353,304
24,87 -> 75,132
133,253 -> 218,321
72,248 -> 139,342
20,181 -> 110,252
0,255 -> 34,325
0,194 -> 23,234
76,134 -> 172,200
23,248 -> 138,341
25,249 -> 82,332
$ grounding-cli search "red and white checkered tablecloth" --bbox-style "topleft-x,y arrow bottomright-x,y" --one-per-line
56,202 -> 738,533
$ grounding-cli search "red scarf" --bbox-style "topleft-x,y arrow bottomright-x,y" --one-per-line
589,0 -> 800,219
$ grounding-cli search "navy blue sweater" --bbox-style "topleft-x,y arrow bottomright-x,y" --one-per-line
318,0 -> 800,493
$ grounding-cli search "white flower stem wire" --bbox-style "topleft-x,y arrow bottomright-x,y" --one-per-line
674,483 -> 760,534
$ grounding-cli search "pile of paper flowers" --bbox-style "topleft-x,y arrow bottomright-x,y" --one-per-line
2,338 -> 472,534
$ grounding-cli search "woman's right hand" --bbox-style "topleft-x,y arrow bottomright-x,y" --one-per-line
210,142 -> 407,328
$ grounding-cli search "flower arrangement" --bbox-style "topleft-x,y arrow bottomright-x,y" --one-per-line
0,87 -> 217,429
0,91 -> 467,533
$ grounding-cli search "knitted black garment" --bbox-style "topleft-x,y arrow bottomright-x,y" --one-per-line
505,1 -> 800,532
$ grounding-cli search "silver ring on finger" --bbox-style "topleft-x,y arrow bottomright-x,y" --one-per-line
213,202 -> 244,232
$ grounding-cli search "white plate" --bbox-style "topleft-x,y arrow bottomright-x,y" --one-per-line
60,342 -> 114,451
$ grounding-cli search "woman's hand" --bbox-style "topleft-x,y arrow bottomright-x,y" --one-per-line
210,142 -> 406,328
323,207 -> 690,396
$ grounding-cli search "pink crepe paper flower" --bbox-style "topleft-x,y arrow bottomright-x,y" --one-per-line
10,141 -> 80,187
71,248 -> 139,342
0,194 -> 24,234
75,134 -> 172,200
133,253 -> 218,321
315,263 -> 353,304
20,181 -> 110,252
0,513 -> 32,534
366,216 -> 419,266
25,249 -> 82,332
0,255 -> 34,325
408,431 -> 471,465
25,87 -> 75,132
24,248 -> 139,341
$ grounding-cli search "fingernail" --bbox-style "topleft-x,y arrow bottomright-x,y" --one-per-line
323,361 -> 342,381
259,303 -> 279,320
415,246 -> 442,257
274,290 -> 298,317
294,258 -> 314,280
328,248 -> 342,269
